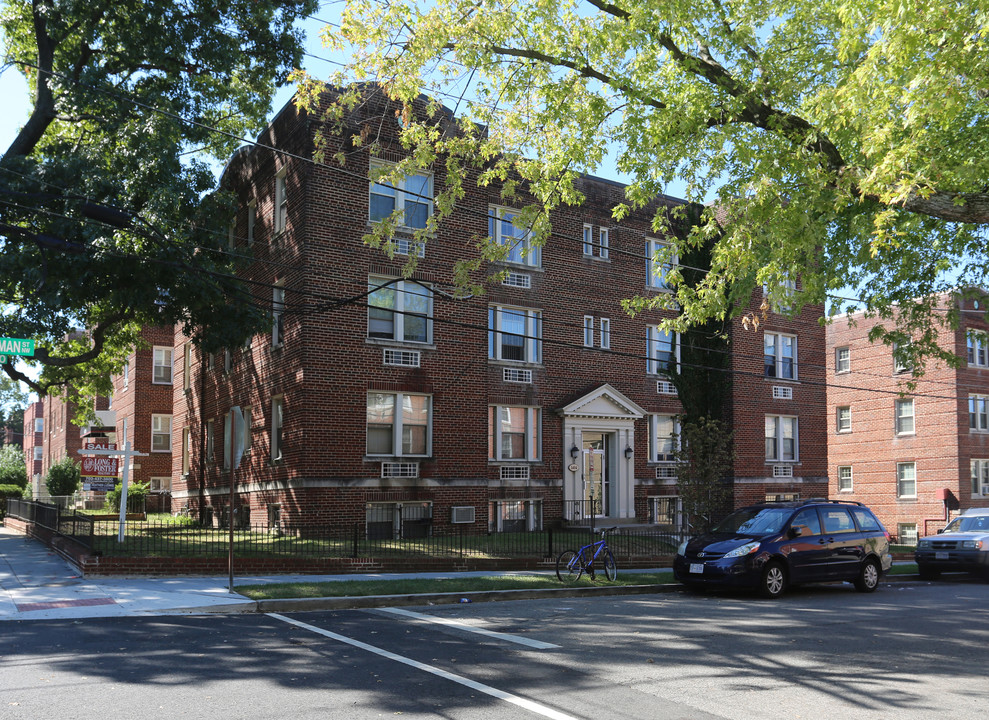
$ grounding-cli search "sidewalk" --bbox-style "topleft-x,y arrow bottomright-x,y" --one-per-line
2,525 -> 670,621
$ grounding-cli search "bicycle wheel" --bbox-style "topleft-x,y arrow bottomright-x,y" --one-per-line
602,551 -> 618,581
556,550 -> 583,582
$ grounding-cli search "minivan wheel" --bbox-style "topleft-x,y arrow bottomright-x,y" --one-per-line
855,559 -> 880,592
759,561 -> 787,599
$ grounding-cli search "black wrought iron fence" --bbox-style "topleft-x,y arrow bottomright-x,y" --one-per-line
87,520 -> 681,561
6,498 -> 95,551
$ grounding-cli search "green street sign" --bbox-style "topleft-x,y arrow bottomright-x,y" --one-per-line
0,338 -> 35,357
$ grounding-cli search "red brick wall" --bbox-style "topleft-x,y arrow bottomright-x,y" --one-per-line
827,294 -> 989,539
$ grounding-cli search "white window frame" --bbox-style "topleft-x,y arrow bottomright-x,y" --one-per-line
367,276 -> 433,344
968,331 -> 989,368
893,341 -> 912,374
898,523 -> 918,546
366,392 -> 432,458
600,318 -> 611,349
647,326 -> 679,375
897,461 -> 917,498
895,398 -> 915,435
646,238 -> 676,290
972,459 -> 989,496
274,167 -> 287,236
272,283 -> 285,348
152,347 -> 172,385
650,414 -> 679,462
765,415 -> 798,462
835,346 -> 850,374
582,225 -> 609,259
206,419 -> 215,462
33,446 -> 42,461
836,406 -> 851,433
34,418 -> 43,433
764,332 -> 797,380
151,414 -> 172,453
182,343 -> 191,392
599,227 -> 609,259
369,161 -> 433,230
149,476 -> 171,493
488,405 -> 541,461
271,395 -> 284,462
583,316 -> 594,347
837,465 -> 853,492
488,305 -> 542,364
489,205 -> 540,267
242,406 -> 252,454
971,394 -> 989,431
181,427 -> 190,475
582,224 -> 594,256
247,200 -> 256,246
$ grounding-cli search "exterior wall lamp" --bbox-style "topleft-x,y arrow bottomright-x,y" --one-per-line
624,445 -> 634,460
570,445 -> 580,459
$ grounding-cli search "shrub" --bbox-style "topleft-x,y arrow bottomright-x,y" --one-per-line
104,481 -> 149,513
45,457 -> 81,497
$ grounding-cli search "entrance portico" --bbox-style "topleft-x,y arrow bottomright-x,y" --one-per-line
559,384 -> 646,524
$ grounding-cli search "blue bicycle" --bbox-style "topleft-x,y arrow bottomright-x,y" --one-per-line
556,526 -> 618,582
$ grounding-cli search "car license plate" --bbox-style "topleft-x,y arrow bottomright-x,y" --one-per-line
936,552 -> 949,560
689,563 -> 704,574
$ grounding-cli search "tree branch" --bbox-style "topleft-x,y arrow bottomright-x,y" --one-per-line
3,1 -> 58,160
31,310 -> 134,368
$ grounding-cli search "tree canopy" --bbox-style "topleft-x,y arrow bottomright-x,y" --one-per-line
316,0 -> 989,363
0,0 -> 317,401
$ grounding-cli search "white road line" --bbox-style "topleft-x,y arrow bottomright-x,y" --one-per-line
267,613 -> 579,720
373,607 -> 560,649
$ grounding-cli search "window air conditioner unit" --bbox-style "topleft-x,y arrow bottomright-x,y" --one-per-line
451,506 -> 476,524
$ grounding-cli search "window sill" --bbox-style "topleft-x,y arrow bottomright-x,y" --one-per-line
491,261 -> 544,273
488,359 -> 543,369
895,432 -> 916,438
364,456 -> 430,462
764,376 -> 799,384
365,338 -> 435,350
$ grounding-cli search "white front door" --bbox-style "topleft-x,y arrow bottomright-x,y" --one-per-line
582,432 -> 609,516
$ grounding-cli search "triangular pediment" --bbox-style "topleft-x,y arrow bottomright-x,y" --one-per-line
558,384 -> 646,420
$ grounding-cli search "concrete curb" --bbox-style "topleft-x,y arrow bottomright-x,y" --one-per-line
164,574 -> 924,615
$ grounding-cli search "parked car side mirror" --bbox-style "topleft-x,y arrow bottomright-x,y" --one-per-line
788,526 -> 802,538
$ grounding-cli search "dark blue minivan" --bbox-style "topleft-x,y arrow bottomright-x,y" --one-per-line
673,500 -> 892,598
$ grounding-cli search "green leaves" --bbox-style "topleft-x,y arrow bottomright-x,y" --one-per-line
1,0 -> 317,398
330,0 -> 989,365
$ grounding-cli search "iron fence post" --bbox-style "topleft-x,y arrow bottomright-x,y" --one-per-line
352,522 -> 359,558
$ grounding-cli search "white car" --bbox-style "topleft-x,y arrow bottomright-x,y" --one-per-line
915,508 -> 989,580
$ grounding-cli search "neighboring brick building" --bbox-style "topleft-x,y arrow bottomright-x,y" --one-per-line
167,87 -> 828,535
827,292 -> 989,542
22,401 -> 44,496
107,326 -> 177,511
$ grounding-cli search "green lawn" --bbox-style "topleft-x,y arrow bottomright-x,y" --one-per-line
236,571 -> 677,600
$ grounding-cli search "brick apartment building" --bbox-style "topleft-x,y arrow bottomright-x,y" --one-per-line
164,87 -> 828,536
22,401 -> 43,496
827,291 -> 989,542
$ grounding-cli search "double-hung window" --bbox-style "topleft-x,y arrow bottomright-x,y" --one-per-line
647,326 -> 678,375
271,396 -> 284,462
837,466 -> 853,492
488,406 -> 540,461
968,331 -> 989,368
489,206 -> 540,267
763,277 -> 797,313
765,415 -> 798,462
366,392 -> 431,457
369,162 -> 433,229
272,283 -> 285,348
600,318 -> 611,349
489,306 -> 542,363
895,398 -> 915,435
151,414 -> 172,452
651,414 -> 679,462
152,347 -> 173,384
764,332 -> 797,380
835,346 -> 850,374
368,277 -> 432,344
582,225 -> 609,259
274,168 -> 287,236
972,459 -> 989,496
583,316 -> 594,347
971,394 -> 989,431
897,462 -> 916,498
836,406 -> 851,433
646,238 -> 676,290
893,342 -> 912,374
